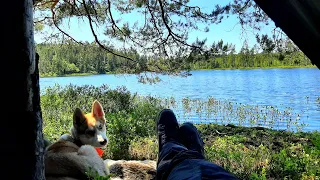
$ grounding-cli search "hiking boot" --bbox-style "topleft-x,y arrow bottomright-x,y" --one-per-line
179,122 -> 205,156
157,109 -> 180,152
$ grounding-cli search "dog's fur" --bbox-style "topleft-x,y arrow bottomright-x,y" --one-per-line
45,100 -> 108,180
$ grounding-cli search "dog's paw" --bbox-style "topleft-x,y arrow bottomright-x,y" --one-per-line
78,145 -> 98,156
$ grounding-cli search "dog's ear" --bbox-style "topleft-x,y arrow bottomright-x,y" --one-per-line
73,108 -> 86,126
92,100 -> 105,118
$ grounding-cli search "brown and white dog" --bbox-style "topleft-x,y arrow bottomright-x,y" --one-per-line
45,100 -> 109,180
45,100 -> 156,180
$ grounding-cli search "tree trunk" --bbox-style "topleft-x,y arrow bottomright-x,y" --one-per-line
0,0 -> 45,179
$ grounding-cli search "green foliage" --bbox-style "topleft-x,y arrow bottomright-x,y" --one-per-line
34,0 -> 262,67
271,144 -> 320,179
36,40 -> 314,79
34,0 -> 310,78
103,96 -> 161,159
205,136 -> 270,179
256,34 -> 275,53
105,111 -> 134,159
129,136 -> 158,160
34,22 -> 44,32
186,39 -> 313,70
36,42 -> 164,76
310,132 -> 320,150
198,124 -> 320,180
85,168 -> 112,180
189,51 -> 313,70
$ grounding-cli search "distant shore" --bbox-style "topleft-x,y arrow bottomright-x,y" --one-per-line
192,65 -> 317,71
40,72 -> 97,78
40,65 -> 317,78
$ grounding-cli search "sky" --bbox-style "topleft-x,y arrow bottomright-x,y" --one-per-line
34,0 -> 277,53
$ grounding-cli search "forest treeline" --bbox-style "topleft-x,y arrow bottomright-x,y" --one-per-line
36,40 -> 314,77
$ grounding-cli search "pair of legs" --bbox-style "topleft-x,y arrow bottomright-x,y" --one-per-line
156,109 -> 237,180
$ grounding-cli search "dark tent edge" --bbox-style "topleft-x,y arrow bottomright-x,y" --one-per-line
254,0 -> 320,69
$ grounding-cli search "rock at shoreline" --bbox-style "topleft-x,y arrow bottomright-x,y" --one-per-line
104,159 -> 156,180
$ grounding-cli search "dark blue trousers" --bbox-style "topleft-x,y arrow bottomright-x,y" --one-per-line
156,142 -> 238,180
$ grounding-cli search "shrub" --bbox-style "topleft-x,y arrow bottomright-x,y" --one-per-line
205,136 -> 271,179
104,97 -> 161,160
271,144 -> 320,179
129,136 -> 158,160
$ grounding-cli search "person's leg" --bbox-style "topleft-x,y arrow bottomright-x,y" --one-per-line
178,122 -> 205,156
157,109 -> 180,153
156,114 -> 237,179
166,122 -> 238,179
156,109 -> 188,179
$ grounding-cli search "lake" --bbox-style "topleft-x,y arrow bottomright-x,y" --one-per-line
40,68 -> 320,131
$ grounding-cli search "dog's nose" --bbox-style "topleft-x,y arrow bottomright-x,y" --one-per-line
100,139 -> 107,145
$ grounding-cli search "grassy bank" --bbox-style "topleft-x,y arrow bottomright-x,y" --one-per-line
192,65 -> 317,71
40,72 -> 97,78
129,124 -> 320,180
42,85 -> 320,179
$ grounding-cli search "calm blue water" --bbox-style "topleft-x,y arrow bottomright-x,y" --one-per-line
40,68 -> 320,131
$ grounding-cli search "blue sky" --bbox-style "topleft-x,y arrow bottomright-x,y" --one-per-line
34,0 -> 276,52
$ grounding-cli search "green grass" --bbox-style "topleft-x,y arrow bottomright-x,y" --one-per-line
128,124 -> 320,180
42,84 -> 320,180
86,169 -> 112,180
198,124 -> 320,180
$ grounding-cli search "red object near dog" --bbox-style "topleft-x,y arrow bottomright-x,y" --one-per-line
95,148 -> 104,157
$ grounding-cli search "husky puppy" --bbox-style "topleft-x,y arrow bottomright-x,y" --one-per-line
45,99 -> 156,180
45,100 -> 108,180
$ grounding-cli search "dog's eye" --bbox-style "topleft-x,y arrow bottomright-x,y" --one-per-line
98,124 -> 103,130
85,129 -> 95,136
